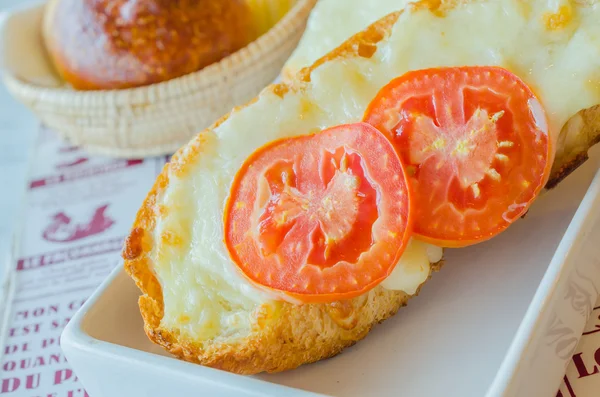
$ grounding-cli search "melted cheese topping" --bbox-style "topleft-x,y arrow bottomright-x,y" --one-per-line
154,0 -> 600,341
285,0 -> 412,76
382,239 -> 443,294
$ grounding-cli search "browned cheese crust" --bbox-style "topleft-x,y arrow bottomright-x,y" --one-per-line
42,0 -> 254,90
123,8 -> 600,375
548,104 -> 600,189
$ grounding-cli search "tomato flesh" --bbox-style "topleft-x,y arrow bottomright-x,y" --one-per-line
364,66 -> 552,247
224,123 -> 412,303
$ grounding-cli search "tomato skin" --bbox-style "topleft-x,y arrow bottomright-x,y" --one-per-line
364,66 -> 552,247
224,123 -> 413,303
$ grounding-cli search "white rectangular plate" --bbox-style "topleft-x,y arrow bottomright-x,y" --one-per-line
62,149 -> 600,397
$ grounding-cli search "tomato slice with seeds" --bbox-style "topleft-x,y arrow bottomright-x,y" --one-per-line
224,123 -> 412,303
363,66 -> 552,247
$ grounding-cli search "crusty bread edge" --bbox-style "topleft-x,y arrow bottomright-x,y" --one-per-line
123,8 -> 599,375
123,11 -> 417,375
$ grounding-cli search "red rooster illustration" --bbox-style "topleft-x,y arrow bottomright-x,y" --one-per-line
42,204 -> 115,243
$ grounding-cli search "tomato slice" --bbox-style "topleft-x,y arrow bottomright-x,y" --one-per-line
363,66 -> 552,247
224,123 -> 412,303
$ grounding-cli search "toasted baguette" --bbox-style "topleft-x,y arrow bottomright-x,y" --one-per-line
124,7 -> 600,375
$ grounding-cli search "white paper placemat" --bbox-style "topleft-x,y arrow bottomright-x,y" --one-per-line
0,127 -> 167,395
559,298 -> 600,396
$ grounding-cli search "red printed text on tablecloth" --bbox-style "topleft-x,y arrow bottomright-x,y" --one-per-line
0,128 -> 167,396
2,292 -> 91,397
558,302 -> 600,397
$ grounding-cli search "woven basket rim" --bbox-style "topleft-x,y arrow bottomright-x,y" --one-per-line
4,0 -> 315,105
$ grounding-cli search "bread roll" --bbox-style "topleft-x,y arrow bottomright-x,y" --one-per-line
42,0 -> 254,90
245,0 -> 295,36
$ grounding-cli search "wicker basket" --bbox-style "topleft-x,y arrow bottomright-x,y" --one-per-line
1,0 -> 316,158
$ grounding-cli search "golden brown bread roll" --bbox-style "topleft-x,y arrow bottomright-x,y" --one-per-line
42,0 -> 255,90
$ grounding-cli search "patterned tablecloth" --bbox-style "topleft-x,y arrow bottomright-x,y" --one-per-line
560,304 -> 600,396
0,127 -> 167,396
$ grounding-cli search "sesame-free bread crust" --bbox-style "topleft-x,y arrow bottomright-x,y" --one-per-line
43,0 -> 254,90
123,7 -> 600,375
